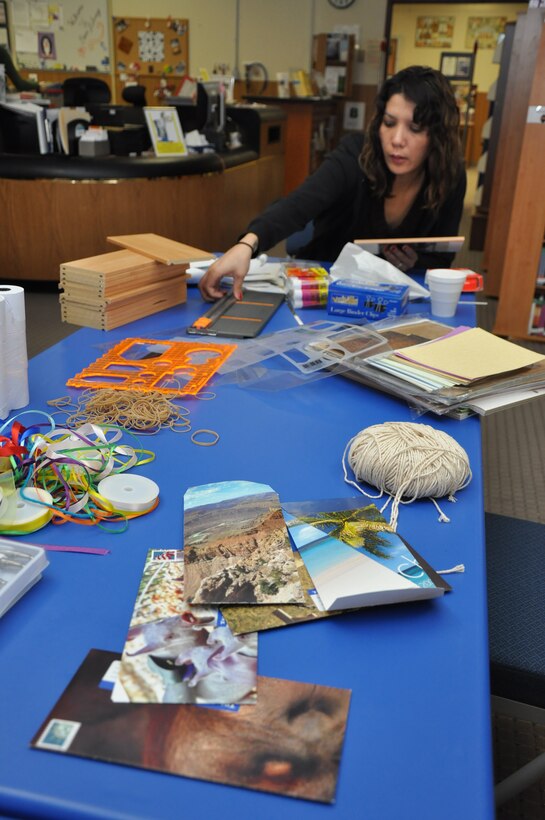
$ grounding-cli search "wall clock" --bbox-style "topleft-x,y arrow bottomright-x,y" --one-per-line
328,0 -> 356,8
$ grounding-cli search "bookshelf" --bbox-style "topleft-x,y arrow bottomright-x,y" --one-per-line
312,33 -> 355,97
483,10 -> 545,342
469,22 -> 515,250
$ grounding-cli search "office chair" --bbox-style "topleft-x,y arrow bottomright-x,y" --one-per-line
485,512 -> 545,808
121,84 -> 147,107
62,77 -> 111,107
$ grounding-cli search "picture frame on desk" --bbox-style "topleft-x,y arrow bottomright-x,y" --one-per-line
144,105 -> 187,157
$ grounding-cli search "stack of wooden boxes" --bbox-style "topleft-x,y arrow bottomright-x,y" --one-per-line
59,234 -> 213,330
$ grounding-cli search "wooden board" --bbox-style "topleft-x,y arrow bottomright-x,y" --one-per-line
107,234 -> 214,266
60,279 -> 187,331
60,249 -> 188,296
60,274 -> 188,307
355,236 -> 465,254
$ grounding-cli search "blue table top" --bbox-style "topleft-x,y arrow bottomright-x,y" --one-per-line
0,290 -> 493,820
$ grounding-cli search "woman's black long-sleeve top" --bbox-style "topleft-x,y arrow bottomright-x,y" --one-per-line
246,132 -> 467,270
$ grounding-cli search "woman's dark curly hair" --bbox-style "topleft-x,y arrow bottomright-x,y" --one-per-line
361,65 -> 462,211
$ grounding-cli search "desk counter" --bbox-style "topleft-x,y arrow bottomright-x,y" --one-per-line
0,293 -> 494,819
0,144 -> 283,282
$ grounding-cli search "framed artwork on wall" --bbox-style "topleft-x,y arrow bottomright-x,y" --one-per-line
465,17 -> 507,49
440,52 -> 474,81
415,16 -> 455,49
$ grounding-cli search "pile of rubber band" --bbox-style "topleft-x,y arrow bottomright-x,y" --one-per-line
0,411 -> 156,535
47,389 -> 219,446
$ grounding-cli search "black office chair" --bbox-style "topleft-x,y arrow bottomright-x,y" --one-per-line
121,84 -> 147,107
62,78 -> 111,107
486,512 -> 545,809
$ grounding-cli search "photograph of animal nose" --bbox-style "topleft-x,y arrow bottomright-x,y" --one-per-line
32,649 -> 351,804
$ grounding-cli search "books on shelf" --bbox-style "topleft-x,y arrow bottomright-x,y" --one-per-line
324,66 -> 347,95
289,69 -> 313,98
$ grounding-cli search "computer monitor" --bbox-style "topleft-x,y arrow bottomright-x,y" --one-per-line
0,102 -> 49,154
201,80 -> 225,134
172,82 -> 223,136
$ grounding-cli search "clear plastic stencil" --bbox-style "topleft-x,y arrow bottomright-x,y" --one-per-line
66,337 -> 237,395
216,321 -> 389,391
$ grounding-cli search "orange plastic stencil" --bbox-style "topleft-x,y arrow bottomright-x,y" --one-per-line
66,338 -> 237,395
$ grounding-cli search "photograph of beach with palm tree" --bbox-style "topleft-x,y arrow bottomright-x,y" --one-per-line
283,502 -> 446,610
184,481 -> 305,605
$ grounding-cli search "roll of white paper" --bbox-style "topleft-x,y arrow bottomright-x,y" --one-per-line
0,285 -> 29,420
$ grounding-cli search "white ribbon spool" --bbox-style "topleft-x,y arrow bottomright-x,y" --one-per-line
97,474 -> 159,513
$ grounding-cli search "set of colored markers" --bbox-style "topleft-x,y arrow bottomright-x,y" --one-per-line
284,264 -> 330,309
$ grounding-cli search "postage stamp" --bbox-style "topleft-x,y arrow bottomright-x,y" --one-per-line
35,719 -> 81,751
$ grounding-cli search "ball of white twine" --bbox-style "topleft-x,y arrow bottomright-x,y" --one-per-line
343,421 -> 472,531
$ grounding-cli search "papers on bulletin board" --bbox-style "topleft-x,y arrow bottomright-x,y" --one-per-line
15,29 -> 36,53
12,1 -> 30,28
29,2 -> 48,27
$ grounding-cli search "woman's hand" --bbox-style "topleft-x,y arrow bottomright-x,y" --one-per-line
198,236 -> 257,301
383,244 -> 418,272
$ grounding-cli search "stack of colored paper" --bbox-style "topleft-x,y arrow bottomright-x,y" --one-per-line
284,264 -> 330,309
367,327 -> 545,392
330,317 -> 545,416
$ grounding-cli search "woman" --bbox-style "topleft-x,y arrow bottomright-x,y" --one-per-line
199,65 -> 466,302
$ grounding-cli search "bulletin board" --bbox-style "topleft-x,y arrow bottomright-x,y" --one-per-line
113,16 -> 189,101
10,0 -> 111,71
